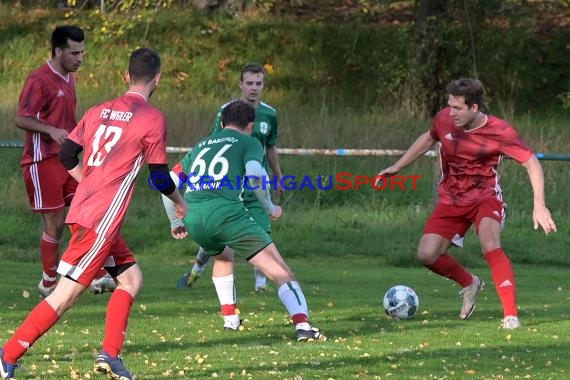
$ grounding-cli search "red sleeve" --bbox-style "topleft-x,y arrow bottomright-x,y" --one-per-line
143,111 -> 168,164
500,123 -> 534,163
16,76 -> 46,118
429,109 -> 448,142
171,162 -> 186,182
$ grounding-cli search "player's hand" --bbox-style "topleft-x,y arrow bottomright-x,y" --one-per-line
375,165 -> 400,187
533,205 -> 557,235
48,127 -> 69,145
175,201 -> 188,219
270,205 -> 283,221
171,225 -> 188,240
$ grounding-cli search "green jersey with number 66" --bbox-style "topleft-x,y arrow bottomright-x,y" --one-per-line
181,128 -> 265,204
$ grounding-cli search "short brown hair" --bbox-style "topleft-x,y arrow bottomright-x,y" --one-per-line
128,48 -> 161,84
240,63 -> 265,81
222,100 -> 256,129
446,78 -> 485,108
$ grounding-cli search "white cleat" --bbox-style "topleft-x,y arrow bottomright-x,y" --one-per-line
502,315 -> 522,330
459,275 -> 485,320
90,274 -> 116,294
37,280 -> 56,298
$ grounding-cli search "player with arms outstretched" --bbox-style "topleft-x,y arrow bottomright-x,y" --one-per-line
376,78 -> 556,329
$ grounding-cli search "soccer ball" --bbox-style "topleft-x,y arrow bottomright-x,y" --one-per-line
383,285 -> 419,319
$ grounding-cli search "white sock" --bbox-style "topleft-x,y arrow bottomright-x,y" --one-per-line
212,274 -> 236,305
224,314 -> 240,327
277,281 -> 309,317
295,322 -> 311,331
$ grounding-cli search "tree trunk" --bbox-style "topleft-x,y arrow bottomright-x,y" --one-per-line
414,0 -> 448,118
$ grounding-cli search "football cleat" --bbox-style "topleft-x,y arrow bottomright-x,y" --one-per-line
296,327 -> 327,342
502,316 -> 522,330
223,318 -> 243,331
90,274 -> 116,295
177,268 -> 202,289
254,285 -> 268,293
459,275 -> 485,320
0,349 -> 19,379
37,280 -> 56,298
94,351 -> 133,380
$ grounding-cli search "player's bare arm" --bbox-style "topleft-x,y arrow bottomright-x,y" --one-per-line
521,155 -> 557,235
266,145 -> 284,198
15,115 -> 69,145
67,165 -> 83,183
376,131 -> 436,186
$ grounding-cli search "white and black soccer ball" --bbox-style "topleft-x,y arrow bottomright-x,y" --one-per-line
383,285 -> 419,319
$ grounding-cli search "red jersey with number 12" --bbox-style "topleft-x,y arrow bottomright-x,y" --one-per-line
430,107 -> 533,206
66,92 -> 168,240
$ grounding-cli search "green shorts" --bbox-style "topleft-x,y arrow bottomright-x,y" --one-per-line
244,198 -> 271,234
184,199 -> 272,259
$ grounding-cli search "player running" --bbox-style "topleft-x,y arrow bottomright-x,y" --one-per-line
1,48 -> 187,380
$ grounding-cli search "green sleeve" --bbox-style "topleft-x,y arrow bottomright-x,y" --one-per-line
265,111 -> 278,147
210,109 -> 223,135
244,137 -> 265,167
180,151 -> 194,175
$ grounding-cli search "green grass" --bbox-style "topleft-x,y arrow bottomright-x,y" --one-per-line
0,4 -> 569,378
1,257 -> 570,379
1,143 -> 569,378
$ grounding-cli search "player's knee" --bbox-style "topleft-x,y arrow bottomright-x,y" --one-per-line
416,248 -> 438,265
481,243 -> 501,254
43,224 -> 64,240
114,263 -> 143,296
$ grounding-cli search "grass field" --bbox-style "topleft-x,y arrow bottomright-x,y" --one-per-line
0,3 -> 568,379
1,257 -> 570,379
1,132 -> 569,379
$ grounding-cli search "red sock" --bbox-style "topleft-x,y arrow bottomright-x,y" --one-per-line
3,301 -> 59,363
425,253 -> 473,288
102,289 -> 134,357
221,304 -> 237,316
292,313 -> 309,325
40,232 -> 59,287
484,248 -> 517,317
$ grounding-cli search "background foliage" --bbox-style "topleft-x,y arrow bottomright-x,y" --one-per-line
0,1 -> 568,266
1,0 -> 568,115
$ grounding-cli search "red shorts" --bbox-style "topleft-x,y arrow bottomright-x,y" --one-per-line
423,198 -> 505,247
22,157 -> 77,212
57,224 -> 135,287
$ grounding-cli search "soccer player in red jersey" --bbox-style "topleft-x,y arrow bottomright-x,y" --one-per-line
376,78 -> 557,330
15,25 -> 114,297
0,48 -> 187,380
